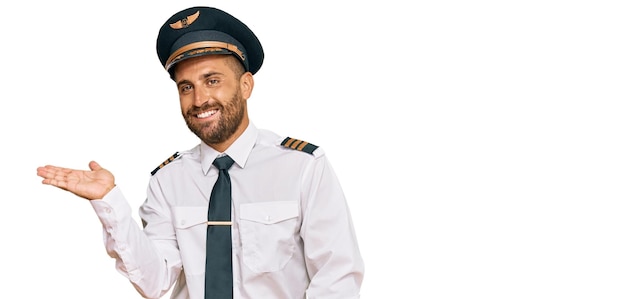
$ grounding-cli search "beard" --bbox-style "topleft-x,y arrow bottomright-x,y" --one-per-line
183,87 -> 245,146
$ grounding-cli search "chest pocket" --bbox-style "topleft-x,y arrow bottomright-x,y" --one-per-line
239,201 -> 299,273
172,206 -> 209,275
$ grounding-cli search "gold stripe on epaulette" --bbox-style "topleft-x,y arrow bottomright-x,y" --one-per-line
281,137 -> 318,155
151,152 -> 181,175
286,138 -> 307,149
297,140 -> 309,151
283,137 -> 296,148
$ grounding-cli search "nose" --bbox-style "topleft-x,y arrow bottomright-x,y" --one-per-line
193,89 -> 209,107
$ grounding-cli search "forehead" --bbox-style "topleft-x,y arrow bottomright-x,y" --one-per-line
173,55 -> 242,84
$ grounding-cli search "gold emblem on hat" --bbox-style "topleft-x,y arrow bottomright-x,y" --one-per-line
169,10 -> 200,29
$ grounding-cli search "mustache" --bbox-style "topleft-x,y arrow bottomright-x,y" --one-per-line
187,101 -> 221,115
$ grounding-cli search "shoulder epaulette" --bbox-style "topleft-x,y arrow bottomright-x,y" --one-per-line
280,137 -> 318,155
151,152 -> 181,175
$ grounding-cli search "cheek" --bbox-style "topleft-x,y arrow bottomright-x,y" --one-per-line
179,96 -> 191,113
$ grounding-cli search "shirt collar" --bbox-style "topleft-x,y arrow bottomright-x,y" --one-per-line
200,122 -> 258,175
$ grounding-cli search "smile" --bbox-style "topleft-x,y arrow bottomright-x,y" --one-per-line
197,109 -> 218,119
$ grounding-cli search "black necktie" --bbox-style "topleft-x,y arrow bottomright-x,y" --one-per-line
205,155 -> 235,299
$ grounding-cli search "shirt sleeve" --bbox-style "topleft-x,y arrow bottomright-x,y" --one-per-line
90,184 -> 182,299
300,155 -> 365,299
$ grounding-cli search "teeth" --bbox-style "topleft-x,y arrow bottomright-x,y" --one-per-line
197,110 -> 217,118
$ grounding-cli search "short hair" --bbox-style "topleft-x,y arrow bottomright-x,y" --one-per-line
225,54 -> 246,78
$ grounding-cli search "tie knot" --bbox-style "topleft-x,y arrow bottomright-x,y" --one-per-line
213,155 -> 235,170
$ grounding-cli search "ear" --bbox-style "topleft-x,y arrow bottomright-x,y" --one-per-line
240,72 -> 254,100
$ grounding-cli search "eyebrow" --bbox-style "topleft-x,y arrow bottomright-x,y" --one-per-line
176,71 -> 224,86
176,71 -> 224,87
202,71 -> 224,79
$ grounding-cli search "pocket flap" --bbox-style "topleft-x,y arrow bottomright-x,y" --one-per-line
172,206 -> 208,229
240,201 -> 299,224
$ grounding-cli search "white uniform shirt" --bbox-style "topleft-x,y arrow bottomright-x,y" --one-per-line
90,123 -> 364,299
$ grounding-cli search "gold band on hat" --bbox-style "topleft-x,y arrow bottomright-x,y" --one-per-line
165,41 -> 245,70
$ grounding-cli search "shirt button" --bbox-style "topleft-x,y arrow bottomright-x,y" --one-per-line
104,208 -> 111,213
265,216 -> 271,222
181,220 -> 186,226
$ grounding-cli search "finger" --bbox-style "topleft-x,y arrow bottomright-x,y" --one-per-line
36,167 -> 48,179
37,165 -> 70,178
36,166 -> 60,180
39,174 -> 69,190
89,161 -> 102,171
46,170 -> 72,187
45,178 -> 70,190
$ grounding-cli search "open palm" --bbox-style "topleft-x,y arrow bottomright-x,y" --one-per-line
37,161 -> 115,200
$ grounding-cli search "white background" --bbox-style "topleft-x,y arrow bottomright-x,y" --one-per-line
1,0 -> 625,298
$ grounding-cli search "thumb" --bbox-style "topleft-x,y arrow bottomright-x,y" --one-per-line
89,160 -> 102,171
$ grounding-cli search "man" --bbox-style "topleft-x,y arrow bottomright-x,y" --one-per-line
36,6 -> 364,299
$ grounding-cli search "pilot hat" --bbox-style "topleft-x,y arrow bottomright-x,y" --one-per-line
156,6 -> 264,78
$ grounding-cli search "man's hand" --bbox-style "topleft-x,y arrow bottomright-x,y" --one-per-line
37,161 -> 115,200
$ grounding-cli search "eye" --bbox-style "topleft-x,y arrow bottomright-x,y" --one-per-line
207,78 -> 220,86
179,84 -> 193,94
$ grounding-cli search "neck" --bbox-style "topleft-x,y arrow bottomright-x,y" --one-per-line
208,118 -> 249,152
